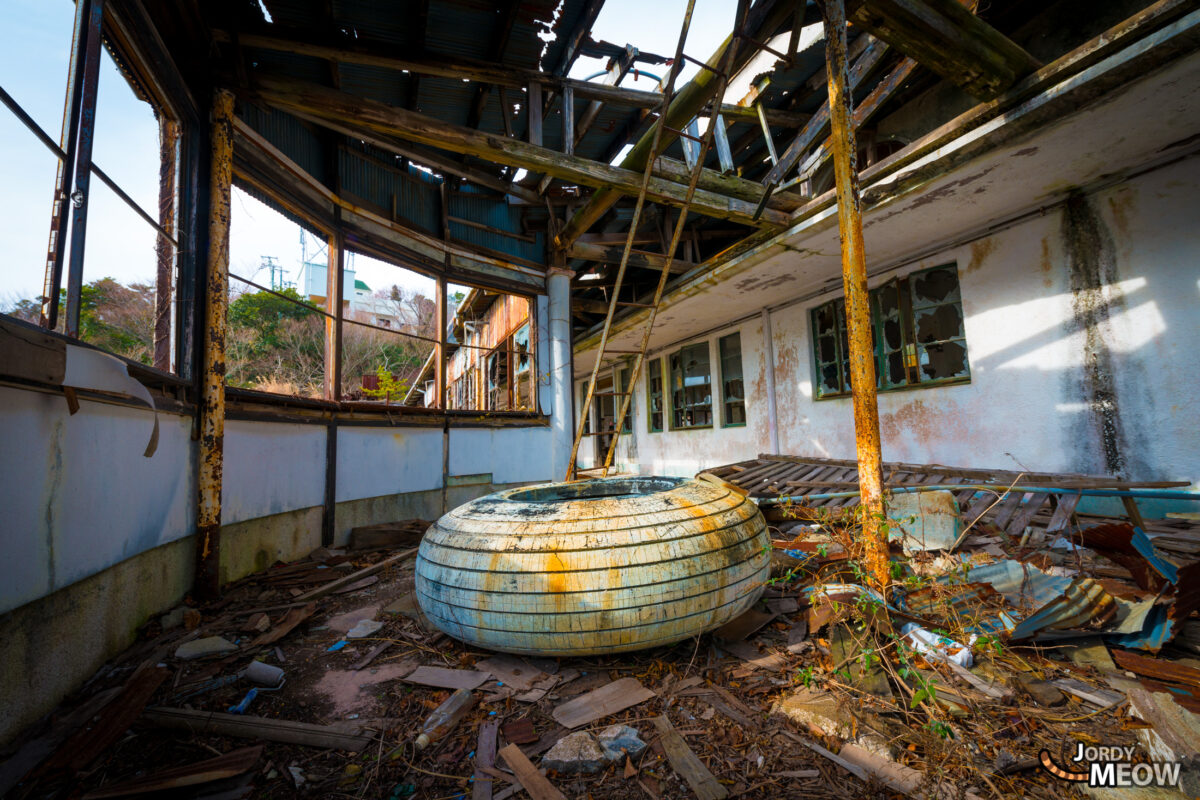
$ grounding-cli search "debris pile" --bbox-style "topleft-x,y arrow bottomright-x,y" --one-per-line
3,456 -> 1199,799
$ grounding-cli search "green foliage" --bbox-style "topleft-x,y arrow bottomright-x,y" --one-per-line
362,365 -> 410,401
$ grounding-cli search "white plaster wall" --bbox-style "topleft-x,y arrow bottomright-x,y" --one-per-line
0,388 -> 194,615
221,420 -> 327,524
449,426 -> 555,485
337,426 -> 444,502
609,159 -> 1200,485
611,318 -> 772,478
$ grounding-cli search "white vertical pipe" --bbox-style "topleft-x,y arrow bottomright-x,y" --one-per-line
547,267 -> 575,479
761,308 -> 781,455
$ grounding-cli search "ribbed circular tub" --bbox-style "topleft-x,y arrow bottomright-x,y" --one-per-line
414,475 -> 770,656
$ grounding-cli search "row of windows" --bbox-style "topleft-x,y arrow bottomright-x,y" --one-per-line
596,263 -> 970,434
646,331 -> 746,433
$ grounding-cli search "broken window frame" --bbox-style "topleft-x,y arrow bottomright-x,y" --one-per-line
5,2 -> 191,378
669,341 -> 714,430
810,263 -> 971,400
718,332 -> 746,427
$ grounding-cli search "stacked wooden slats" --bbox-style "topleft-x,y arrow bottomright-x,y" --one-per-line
706,454 -> 1198,541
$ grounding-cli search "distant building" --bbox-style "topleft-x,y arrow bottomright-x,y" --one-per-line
297,261 -> 399,328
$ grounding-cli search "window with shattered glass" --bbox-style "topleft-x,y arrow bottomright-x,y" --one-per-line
810,264 -> 969,399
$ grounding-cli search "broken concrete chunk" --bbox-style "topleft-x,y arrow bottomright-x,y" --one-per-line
597,725 -> 647,762
175,636 -> 237,660
541,731 -> 608,774
887,490 -> 962,552
346,619 -> 383,639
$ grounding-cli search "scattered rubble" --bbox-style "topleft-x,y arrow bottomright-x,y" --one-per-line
4,462 -> 1199,800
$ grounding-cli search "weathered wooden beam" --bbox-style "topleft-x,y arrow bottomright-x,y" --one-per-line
216,29 -> 809,127
847,0 -> 1040,99
651,154 -> 804,210
233,118 -> 546,293
555,0 -> 796,247
568,241 -> 694,274
215,30 -> 665,110
798,55 -> 921,180
760,36 -> 890,190
550,0 -> 607,76
251,77 -> 789,227
466,0 -> 522,130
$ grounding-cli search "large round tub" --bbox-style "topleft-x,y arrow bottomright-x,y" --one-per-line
414,474 -> 770,656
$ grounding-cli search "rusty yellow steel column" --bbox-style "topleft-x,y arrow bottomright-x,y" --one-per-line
822,0 -> 887,592
196,89 -> 234,599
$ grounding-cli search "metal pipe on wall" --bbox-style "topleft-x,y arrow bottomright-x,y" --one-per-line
195,89 -> 235,599
547,266 -> 575,480
760,308 -> 780,455
823,0 -> 887,592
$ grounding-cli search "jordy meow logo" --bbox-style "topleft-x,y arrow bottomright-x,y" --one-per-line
1039,744 -> 1182,788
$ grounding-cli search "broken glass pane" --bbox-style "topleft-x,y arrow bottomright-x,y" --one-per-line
912,267 -> 960,306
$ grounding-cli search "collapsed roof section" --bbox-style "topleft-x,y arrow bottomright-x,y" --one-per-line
133,0 -> 1193,310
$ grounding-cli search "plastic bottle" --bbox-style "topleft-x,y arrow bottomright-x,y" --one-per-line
414,689 -> 477,750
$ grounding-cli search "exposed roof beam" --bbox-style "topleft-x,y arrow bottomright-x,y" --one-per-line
251,76 -> 790,228
551,0 -> 607,77
466,0 -> 522,130
211,29 -> 806,126
760,36 -> 890,190
567,241 -> 695,274
232,118 -> 545,294
554,0 -> 796,248
847,0 -> 1040,99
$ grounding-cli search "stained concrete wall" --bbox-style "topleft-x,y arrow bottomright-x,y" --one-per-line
608,159 -> 1200,488
0,385 -> 554,745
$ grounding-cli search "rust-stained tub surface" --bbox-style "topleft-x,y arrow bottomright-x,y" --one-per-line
415,475 -> 771,656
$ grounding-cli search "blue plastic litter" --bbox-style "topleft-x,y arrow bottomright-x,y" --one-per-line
327,640 -> 348,652
228,687 -> 258,714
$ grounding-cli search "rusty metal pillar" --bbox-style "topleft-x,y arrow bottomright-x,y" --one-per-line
195,89 -> 234,600
435,276 -> 448,410
823,0 -> 887,591
154,117 -> 179,372
324,232 -> 344,401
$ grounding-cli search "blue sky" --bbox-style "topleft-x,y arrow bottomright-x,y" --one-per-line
0,0 -> 730,307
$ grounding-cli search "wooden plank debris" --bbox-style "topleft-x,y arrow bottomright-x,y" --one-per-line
720,639 -> 789,672
497,743 -> 567,800
80,745 -> 262,798
403,666 -> 491,690
651,715 -> 728,800
501,718 -> 539,745
295,548 -> 418,602
839,742 -> 985,800
473,720 -> 499,800
250,602 -> 316,646
350,641 -> 392,671
42,666 -> 169,773
477,655 -> 548,691
551,677 -> 655,729
1051,677 -> 1125,708
713,608 -> 776,641
141,707 -> 373,751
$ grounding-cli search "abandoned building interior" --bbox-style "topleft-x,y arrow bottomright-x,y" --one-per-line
2,0 -> 1200,796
